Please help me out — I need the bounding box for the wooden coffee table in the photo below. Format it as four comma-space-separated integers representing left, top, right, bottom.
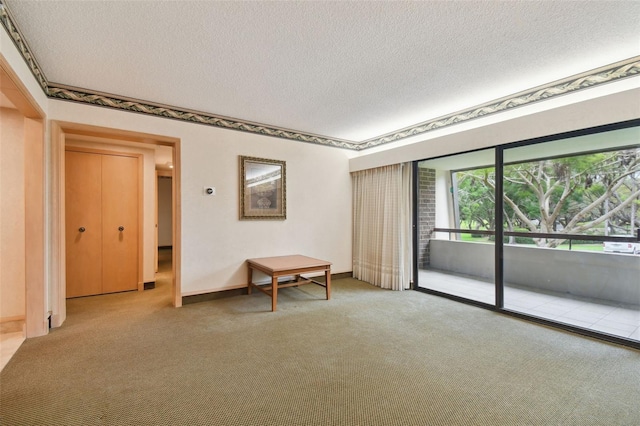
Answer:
247, 255, 332, 311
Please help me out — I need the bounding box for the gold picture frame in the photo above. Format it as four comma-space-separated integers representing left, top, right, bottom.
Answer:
240, 156, 286, 220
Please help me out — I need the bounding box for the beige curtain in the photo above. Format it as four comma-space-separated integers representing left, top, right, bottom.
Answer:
352, 163, 412, 290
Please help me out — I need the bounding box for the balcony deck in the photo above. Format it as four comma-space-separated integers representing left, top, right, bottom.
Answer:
419, 269, 640, 341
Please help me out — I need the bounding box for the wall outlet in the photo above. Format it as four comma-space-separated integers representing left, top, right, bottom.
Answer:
204, 186, 216, 196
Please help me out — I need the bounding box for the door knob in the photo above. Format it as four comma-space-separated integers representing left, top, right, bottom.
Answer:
79, 227, 86, 233
118, 226, 125, 232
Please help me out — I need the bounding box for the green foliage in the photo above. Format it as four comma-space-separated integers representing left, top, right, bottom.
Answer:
455, 147, 640, 247
456, 168, 495, 231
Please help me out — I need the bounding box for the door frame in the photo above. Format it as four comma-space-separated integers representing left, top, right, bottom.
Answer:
155, 169, 173, 273
0, 55, 47, 338
64, 146, 144, 294
51, 121, 182, 328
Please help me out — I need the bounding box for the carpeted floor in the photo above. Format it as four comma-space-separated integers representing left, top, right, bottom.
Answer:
1, 252, 639, 425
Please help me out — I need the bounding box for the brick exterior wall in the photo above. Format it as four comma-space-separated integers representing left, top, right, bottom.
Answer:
417, 167, 436, 269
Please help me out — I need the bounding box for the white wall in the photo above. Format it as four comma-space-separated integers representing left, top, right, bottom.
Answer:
49, 100, 353, 296
434, 169, 452, 234
350, 78, 640, 172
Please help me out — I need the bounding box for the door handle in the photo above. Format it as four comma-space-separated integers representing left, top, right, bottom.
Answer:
79, 227, 86, 233
118, 226, 125, 232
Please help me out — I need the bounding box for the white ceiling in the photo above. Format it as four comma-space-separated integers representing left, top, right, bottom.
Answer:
4, 1, 640, 143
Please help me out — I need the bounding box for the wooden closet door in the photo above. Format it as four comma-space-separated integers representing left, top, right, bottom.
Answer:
65, 151, 103, 297
101, 154, 139, 293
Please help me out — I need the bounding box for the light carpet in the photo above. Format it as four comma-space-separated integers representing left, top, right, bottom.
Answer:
1, 264, 639, 425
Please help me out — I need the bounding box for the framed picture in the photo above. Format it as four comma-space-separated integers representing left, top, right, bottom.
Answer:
240, 156, 286, 220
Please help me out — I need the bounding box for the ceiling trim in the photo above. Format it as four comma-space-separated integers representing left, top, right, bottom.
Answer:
1, 0, 639, 152
46, 83, 361, 150
360, 58, 640, 150
0, 1, 48, 93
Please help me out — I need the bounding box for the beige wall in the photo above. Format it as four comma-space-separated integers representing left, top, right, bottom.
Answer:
0, 107, 26, 321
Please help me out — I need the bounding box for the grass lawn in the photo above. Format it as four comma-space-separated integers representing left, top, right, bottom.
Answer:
457, 234, 604, 252
557, 243, 603, 251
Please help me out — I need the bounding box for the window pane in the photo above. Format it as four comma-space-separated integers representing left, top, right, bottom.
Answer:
502, 127, 640, 343
416, 149, 495, 305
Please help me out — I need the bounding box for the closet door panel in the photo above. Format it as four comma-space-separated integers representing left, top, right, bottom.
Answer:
65, 151, 102, 297
101, 154, 139, 293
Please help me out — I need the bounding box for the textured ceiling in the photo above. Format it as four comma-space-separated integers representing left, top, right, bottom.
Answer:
4, 1, 640, 144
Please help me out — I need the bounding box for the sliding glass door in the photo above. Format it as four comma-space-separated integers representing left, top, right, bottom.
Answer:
414, 122, 640, 346
502, 127, 640, 341
416, 148, 496, 305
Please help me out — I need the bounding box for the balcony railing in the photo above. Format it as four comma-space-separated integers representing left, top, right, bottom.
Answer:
433, 228, 640, 249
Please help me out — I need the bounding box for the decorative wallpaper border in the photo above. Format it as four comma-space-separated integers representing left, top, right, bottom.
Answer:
359, 59, 640, 149
2, 0, 639, 151
0, 1, 48, 93
46, 84, 361, 150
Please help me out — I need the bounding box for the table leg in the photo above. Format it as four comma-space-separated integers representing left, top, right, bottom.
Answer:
325, 268, 331, 300
247, 266, 253, 295
271, 275, 278, 312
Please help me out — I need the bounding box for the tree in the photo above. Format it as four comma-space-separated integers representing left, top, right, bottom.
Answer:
456, 168, 495, 231
455, 148, 640, 247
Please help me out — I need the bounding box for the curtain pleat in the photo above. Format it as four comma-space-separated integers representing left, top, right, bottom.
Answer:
352, 163, 412, 290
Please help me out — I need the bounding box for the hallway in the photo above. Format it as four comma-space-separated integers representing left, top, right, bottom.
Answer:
0, 248, 173, 372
